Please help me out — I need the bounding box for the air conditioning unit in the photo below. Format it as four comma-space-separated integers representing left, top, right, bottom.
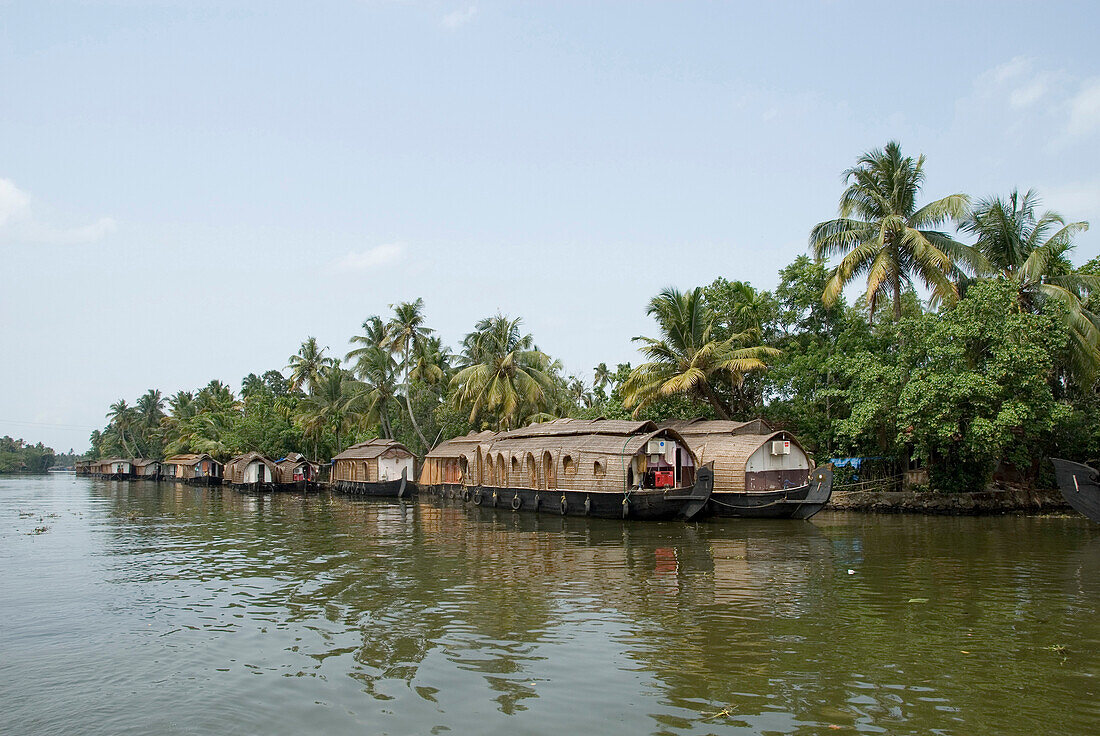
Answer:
646, 439, 667, 455
771, 440, 791, 456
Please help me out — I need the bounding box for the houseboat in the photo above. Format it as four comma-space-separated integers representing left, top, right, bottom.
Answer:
275, 453, 320, 491
224, 452, 278, 492
331, 439, 417, 497
95, 458, 133, 480
75, 460, 94, 476
664, 419, 832, 519
1051, 458, 1100, 523
163, 454, 223, 486
419, 419, 713, 520
132, 458, 161, 481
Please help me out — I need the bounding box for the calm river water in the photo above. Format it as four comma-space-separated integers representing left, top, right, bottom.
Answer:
2, 475, 1099, 735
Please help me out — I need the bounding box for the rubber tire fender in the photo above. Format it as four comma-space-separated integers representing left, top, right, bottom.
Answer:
511, 494, 522, 511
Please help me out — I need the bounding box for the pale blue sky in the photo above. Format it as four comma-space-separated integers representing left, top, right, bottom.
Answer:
2, 1, 1098, 452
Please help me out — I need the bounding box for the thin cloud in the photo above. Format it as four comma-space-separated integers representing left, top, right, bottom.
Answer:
0, 177, 116, 246
337, 242, 406, 270
1067, 79, 1100, 138
958, 58, 1100, 148
0, 178, 31, 227
1041, 181, 1100, 222
441, 5, 477, 29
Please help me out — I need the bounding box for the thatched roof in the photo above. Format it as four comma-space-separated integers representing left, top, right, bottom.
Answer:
332, 439, 415, 461
496, 418, 659, 440
425, 430, 497, 459
165, 453, 217, 466
225, 452, 278, 473
276, 452, 315, 468
488, 425, 690, 460
426, 420, 692, 462
662, 418, 775, 436
132, 458, 160, 468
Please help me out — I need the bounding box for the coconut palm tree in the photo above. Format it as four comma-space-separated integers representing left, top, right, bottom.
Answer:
346, 316, 387, 364
352, 345, 400, 439
810, 141, 979, 320
622, 287, 779, 419
194, 380, 238, 414
287, 337, 334, 394
593, 362, 611, 391
961, 189, 1098, 380
450, 314, 555, 430
384, 299, 433, 448
106, 400, 136, 456
296, 361, 364, 457
409, 335, 450, 387
134, 389, 165, 457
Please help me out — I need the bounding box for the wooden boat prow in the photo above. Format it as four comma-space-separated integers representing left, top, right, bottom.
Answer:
1052, 458, 1100, 523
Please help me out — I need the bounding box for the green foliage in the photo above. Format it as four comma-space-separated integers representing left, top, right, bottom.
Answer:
450, 314, 557, 430
810, 141, 979, 320
0, 436, 56, 473
82, 162, 1097, 496
897, 281, 1067, 491
623, 286, 779, 419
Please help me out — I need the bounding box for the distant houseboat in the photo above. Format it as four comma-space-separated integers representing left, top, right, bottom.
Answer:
95, 458, 133, 480
664, 419, 832, 519
75, 460, 94, 476
132, 458, 162, 481
331, 439, 417, 497
419, 419, 713, 520
224, 452, 278, 492
275, 453, 320, 492
163, 454, 223, 486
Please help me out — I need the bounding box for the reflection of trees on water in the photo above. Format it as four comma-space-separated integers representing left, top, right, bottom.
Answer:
88, 481, 1100, 734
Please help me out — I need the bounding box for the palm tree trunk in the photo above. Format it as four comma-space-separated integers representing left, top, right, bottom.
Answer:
403, 344, 429, 449
699, 382, 732, 420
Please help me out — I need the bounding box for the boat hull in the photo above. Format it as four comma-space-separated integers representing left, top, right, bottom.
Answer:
705, 466, 833, 520
228, 482, 276, 493
332, 477, 415, 498
1052, 458, 1100, 523
273, 480, 320, 493
423, 467, 713, 521
183, 476, 222, 487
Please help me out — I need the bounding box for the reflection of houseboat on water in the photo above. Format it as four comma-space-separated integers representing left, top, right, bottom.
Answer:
418, 419, 713, 520
331, 439, 417, 497
163, 454, 223, 486
664, 420, 832, 520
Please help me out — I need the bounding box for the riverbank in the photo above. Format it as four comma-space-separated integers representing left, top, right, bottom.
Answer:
828, 484, 1070, 515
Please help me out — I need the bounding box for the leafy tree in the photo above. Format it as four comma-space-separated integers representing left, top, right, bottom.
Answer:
287, 337, 334, 394
296, 362, 364, 457
593, 363, 611, 392
897, 280, 1067, 491
622, 287, 778, 419
961, 189, 1097, 383
810, 141, 978, 320
385, 299, 433, 449
450, 314, 555, 430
